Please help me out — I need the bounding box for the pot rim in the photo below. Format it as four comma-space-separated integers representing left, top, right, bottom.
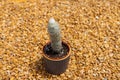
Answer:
42, 41, 70, 61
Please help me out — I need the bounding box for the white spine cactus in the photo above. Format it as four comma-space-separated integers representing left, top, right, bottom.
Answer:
48, 18, 62, 53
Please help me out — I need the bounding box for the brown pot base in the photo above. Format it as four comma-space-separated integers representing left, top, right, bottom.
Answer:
42, 42, 70, 75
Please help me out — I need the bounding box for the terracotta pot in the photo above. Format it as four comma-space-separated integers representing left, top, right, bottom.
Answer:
42, 41, 70, 75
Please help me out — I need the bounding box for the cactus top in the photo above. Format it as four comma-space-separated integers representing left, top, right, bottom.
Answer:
48, 18, 60, 34
49, 18, 55, 24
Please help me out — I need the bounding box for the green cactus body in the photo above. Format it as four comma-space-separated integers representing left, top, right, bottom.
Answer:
47, 18, 62, 53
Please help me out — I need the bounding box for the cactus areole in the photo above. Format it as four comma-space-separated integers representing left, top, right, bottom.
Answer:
42, 18, 70, 75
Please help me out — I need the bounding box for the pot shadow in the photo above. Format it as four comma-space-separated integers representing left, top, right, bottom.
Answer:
29, 57, 56, 78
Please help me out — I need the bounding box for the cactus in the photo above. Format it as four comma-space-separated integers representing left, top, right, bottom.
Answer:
47, 18, 63, 53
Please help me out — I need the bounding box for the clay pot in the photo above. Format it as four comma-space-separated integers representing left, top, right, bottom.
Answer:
42, 41, 70, 75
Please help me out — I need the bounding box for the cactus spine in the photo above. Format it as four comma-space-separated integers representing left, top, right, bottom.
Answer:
47, 18, 62, 53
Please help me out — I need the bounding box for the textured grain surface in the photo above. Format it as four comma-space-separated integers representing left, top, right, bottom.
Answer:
0, 0, 120, 79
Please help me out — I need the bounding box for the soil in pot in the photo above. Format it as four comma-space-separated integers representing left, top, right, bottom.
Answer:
43, 42, 69, 59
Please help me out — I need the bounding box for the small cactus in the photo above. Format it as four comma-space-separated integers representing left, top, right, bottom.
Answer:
47, 18, 63, 53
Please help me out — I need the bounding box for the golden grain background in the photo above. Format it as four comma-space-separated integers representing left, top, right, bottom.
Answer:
0, 0, 120, 79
